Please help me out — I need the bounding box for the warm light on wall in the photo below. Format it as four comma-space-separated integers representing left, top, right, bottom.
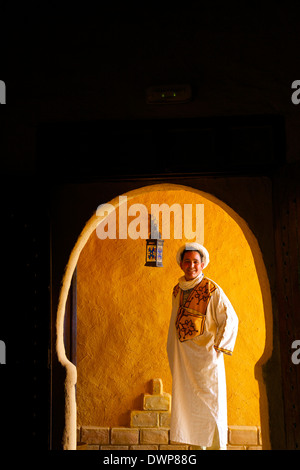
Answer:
76, 185, 271, 447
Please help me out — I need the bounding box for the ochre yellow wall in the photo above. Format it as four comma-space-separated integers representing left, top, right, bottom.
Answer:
76, 186, 271, 445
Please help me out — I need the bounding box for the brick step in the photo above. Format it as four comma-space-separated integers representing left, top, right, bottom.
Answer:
78, 425, 262, 450
77, 378, 262, 450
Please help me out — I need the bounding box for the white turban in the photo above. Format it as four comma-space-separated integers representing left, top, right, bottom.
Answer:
176, 243, 210, 269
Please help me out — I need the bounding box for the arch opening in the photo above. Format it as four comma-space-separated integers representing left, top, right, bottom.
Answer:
56, 183, 272, 449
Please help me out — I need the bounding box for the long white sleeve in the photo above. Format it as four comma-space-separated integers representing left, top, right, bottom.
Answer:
211, 287, 239, 355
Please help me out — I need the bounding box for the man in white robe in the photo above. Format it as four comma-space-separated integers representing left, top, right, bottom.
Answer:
167, 243, 238, 450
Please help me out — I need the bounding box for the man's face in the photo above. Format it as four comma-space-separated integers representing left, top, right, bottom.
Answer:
180, 250, 204, 281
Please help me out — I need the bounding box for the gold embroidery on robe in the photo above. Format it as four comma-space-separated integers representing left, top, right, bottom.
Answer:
174, 278, 217, 342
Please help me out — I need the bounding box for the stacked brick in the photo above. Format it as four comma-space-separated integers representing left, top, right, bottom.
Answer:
77, 378, 262, 450
227, 425, 262, 450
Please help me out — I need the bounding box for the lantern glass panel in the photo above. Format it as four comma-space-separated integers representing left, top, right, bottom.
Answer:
146, 241, 157, 263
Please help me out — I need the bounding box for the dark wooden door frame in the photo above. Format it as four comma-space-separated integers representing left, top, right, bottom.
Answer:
273, 163, 300, 449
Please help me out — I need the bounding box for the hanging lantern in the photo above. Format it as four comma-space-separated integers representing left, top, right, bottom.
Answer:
145, 215, 164, 267
145, 238, 164, 267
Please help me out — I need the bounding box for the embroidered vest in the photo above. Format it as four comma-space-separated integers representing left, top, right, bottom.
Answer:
173, 277, 217, 342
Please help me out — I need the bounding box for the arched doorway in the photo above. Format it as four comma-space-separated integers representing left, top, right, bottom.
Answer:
55, 183, 272, 449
